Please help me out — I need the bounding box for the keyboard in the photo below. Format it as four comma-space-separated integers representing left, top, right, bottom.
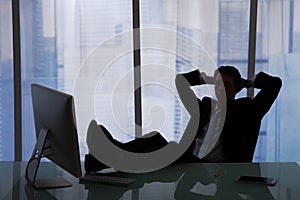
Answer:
79, 174, 135, 186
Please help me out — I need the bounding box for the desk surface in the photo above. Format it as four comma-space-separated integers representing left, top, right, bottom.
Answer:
1, 161, 300, 199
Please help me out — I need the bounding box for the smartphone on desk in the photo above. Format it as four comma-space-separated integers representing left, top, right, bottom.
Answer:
236, 175, 277, 186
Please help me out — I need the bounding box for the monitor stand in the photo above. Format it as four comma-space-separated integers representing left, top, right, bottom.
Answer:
25, 183, 57, 200
25, 127, 72, 190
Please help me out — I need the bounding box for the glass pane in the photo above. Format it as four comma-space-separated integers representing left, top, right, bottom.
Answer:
140, 0, 184, 142
20, 0, 133, 161
255, 0, 300, 163
0, 0, 14, 161
140, 0, 250, 143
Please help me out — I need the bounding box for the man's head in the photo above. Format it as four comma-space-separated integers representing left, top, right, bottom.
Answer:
214, 66, 242, 104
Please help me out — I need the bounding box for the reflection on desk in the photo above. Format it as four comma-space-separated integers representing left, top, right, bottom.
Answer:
1, 161, 300, 199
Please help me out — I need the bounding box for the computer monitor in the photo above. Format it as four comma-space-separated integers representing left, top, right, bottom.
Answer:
25, 84, 82, 189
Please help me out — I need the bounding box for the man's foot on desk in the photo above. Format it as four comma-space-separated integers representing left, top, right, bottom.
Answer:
84, 154, 109, 173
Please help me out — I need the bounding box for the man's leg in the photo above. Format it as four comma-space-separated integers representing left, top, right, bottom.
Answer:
122, 131, 168, 153
84, 124, 120, 173
85, 125, 168, 173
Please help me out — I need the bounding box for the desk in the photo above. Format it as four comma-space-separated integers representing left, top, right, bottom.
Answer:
1, 161, 300, 199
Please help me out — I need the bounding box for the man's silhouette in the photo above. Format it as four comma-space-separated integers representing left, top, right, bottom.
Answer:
176, 66, 282, 162
85, 66, 282, 172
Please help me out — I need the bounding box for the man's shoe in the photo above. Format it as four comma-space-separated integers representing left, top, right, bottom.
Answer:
84, 154, 109, 173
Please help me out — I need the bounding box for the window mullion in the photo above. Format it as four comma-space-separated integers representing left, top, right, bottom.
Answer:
247, 0, 258, 98
12, 0, 22, 161
132, 0, 142, 138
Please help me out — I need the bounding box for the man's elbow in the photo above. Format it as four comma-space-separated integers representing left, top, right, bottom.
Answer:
274, 77, 282, 90
175, 74, 186, 88
175, 74, 180, 83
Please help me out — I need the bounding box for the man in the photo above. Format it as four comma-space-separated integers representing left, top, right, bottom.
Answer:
85, 66, 282, 172
176, 66, 282, 162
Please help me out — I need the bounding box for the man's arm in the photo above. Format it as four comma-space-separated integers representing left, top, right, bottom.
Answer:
251, 72, 282, 117
175, 70, 212, 116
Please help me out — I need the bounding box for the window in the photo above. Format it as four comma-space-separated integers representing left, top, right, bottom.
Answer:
254, 0, 300, 162
3, 0, 300, 164
20, 0, 133, 160
139, 0, 250, 142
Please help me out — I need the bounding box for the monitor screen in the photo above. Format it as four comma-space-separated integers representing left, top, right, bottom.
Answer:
26, 84, 82, 189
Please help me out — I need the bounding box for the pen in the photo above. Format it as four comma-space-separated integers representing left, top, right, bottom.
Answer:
214, 170, 225, 177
